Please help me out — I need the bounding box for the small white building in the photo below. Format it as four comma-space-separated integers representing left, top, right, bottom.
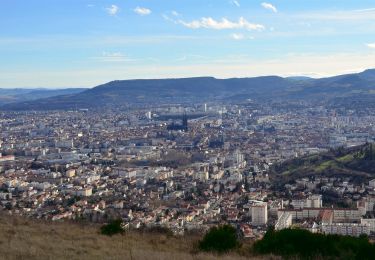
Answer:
361, 218, 375, 233
76, 187, 92, 197
65, 169, 76, 178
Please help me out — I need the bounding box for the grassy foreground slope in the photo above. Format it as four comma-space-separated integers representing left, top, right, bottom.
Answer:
0, 214, 267, 260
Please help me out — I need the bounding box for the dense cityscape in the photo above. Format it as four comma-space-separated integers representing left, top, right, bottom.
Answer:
1, 99, 374, 240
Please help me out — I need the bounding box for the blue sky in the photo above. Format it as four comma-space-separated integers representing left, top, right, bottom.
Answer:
1, 0, 375, 88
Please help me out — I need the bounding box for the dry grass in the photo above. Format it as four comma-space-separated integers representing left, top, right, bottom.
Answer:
0, 214, 275, 260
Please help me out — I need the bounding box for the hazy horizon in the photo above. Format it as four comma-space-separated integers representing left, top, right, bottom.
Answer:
2, 67, 375, 89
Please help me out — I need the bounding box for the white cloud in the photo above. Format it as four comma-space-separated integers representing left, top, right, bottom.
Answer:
163, 11, 180, 23
230, 0, 240, 7
178, 17, 265, 31
106, 5, 119, 16
171, 10, 180, 17
231, 33, 244, 40
354, 8, 375, 13
367, 43, 375, 49
231, 33, 255, 40
162, 14, 178, 24
134, 7, 151, 16
261, 2, 277, 13
92, 52, 133, 62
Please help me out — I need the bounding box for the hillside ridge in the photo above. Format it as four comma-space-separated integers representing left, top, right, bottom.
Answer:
2, 69, 375, 110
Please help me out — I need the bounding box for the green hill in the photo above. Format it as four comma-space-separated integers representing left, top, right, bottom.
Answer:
271, 143, 375, 185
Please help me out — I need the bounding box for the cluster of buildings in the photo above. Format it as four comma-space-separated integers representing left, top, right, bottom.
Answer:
274, 193, 375, 237
0, 100, 374, 238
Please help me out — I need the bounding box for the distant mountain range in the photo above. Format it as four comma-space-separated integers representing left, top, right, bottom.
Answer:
0, 88, 86, 107
1, 69, 375, 110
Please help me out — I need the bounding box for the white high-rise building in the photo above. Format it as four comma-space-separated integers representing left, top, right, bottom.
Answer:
146, 111, 152, 119
251, 203, 268, 226
234, 149, 244, 164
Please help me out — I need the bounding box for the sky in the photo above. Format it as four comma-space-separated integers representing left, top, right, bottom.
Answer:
1, 0, 375, 88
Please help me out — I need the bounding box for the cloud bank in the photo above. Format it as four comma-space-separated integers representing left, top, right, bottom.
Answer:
178, 17, 265, 31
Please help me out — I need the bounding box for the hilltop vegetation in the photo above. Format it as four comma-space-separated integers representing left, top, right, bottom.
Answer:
253, 228, 375, 259
271, 143, 375, 185
199, 225, 239, 253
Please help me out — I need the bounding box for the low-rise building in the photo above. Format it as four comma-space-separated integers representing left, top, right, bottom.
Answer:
321, 223, 370, 237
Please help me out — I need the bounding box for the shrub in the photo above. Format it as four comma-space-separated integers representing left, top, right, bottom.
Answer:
199, 225, 239, 253
253, 228, 375, 259
100, 219, 124, 236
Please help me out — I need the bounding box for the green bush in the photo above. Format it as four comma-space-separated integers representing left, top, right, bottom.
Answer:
199, 225, 239, 253
100, 219, 124, 236
253, 228, 375, 259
